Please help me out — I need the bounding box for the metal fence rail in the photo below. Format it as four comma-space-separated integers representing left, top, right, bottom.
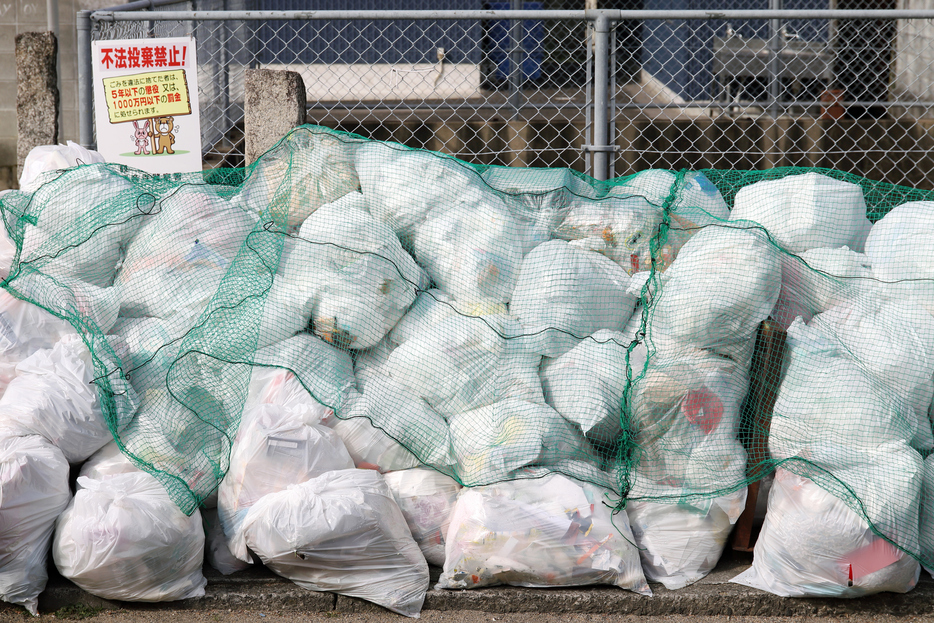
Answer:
79, 8, 934, 187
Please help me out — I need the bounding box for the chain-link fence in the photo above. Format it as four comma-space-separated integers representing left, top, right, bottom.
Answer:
79, 6, 934, 187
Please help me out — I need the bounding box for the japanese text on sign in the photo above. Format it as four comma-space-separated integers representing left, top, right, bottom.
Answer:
98, 43, 187, 70
101, 70, 192, 123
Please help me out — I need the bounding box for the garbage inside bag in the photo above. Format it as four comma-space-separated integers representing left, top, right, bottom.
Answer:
732, 467, 920, 597
730, 172, 871, 254
437, 473, 650, 594
540, 329, 631, 445
203, 507, 251, 576
411, 198, 522, 308
0, 290, 75, 397
648, 225, 781, 366
627, 488, 746, 589
0, 334, 139, 463
448, 398, 597, 485
510, 240, 636, 359
53, 473, 207, 602
387, 289, 459, 348
115, 184, 257, 321
384, 468, 462, 567
864, 201, 934, 314
18, 165, 144, 288
235, 128, 360, 228
772, 246, 873, 329
0, 435, 70, 616
383, 312, 543, 418
218, 403, 354, 563
18, 141, 105, 194
244, 366, 336, 425
267, 192, 427, 350
335, 374, 455, 472
78, 440, 141, 481
242, 468, 430, 617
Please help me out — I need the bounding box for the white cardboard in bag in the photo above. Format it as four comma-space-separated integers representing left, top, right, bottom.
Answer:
730, 172, 871, 254
53, 473, 207, 602
0, 435, 70, 615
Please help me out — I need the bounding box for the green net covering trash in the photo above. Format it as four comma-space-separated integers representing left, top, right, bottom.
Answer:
4, 124, 934, 594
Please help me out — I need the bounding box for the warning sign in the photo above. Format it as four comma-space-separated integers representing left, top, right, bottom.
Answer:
92, 36, 202, 174
101, 70, 192, 123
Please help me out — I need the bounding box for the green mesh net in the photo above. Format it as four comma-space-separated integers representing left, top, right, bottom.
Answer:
3, 124, 934, 593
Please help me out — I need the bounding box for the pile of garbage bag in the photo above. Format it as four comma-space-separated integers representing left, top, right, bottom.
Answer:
0, 128, 933, 615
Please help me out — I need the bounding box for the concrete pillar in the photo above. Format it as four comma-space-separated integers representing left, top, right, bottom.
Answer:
506, 121, 531, 167
244, 68, 306, 166
16, 32, 59, 182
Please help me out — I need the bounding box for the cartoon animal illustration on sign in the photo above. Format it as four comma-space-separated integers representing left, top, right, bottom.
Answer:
131, 120, 151, 155
149, 116, 177, 155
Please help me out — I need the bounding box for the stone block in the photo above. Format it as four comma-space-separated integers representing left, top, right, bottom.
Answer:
16, 31, 58, 180
244, 68, 306, 165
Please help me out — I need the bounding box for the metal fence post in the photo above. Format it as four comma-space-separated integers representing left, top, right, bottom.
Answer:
77, 10, 95, 150
590, 10, 611, 182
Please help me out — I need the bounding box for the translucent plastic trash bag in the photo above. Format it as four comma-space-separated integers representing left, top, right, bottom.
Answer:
203, 507, 250, 576
732, 468, 920, 598
627, 488, 746, 589
242, 469, 430, 617
0, 334, 138, 463
115, 184, 257, 321
448, 398, 597, 486
729, 172, 871, 254
218, 403, 354, 563
384, 468, 462, 567
18, 141, 105, 193
510, 240, 636, 359
53, 473, 207, 602
0, 290, 75, 397
235, 128, 360, 228
438, 473, 650, 594
864, 201, 934, 315
0, 435, 70, 616
78, 440, 141, 481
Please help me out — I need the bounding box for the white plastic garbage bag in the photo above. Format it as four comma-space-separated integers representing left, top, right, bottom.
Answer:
437, 473, 650, 594
78, 440, 141, 481
627, 488, 746, 589
448, 398, 596, 485
864, 201, 934, 314
510, 240, 636, 359
649, 225, 781, 365
732, 468, 920, 597
384, 468, 462, 567
772, 246, 873, 329
203, 507, 250, 576
235, 129, 360, 228
335, 374, 455, 471
0, 334, 138, 463
20, 165, 144, 288
355, 140, 486, 239
383, 312, 543, 417
730, 172, 871, 254
540, 329, 631, 443
387, 289, 459, 348
626, 346, 751, 498
266, 192, 428, 350
412, 199, 522, 309
115, 184, 257, 321
218, 403, 354, 563
0, 290, 75, 396
244, 366, 335, 426
0, 435, 70, 616
53, 473, 207, 602
18, 141, 105, 193
242, 468, 430, 617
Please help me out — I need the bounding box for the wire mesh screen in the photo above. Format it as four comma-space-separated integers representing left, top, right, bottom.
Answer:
90, 9, 934, 188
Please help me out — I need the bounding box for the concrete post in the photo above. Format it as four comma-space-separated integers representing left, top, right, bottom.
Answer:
244, 68, 306, 166
16, 32, 59, 182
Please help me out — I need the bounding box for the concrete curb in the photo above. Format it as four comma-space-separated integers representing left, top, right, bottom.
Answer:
16, 551, 934, 617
